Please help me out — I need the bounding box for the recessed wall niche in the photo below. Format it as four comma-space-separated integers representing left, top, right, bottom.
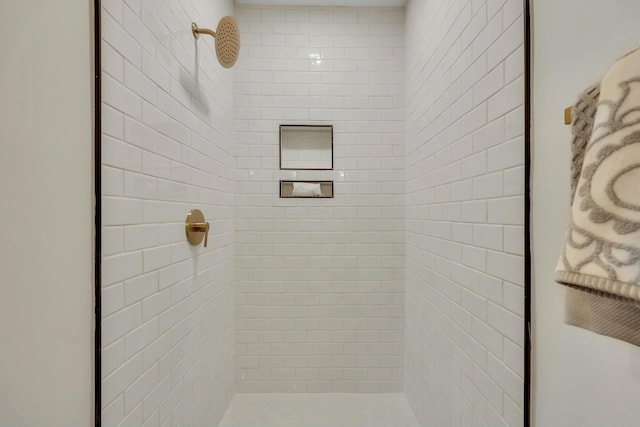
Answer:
279, 125, 333, 170
279, 180, 334, 198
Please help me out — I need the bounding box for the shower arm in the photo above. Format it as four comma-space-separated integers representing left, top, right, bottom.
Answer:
191, 17, 239, 68
191, 23, 216, 40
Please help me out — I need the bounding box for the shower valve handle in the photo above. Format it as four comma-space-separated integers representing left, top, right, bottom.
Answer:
187, 223, 210, 247
185, 209, 210, 248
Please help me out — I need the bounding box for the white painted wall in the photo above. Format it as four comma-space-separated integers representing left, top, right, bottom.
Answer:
234, 5, 405, 393
0, 1, 94, 426
405, 0, 525, 425
532, 1, 640, 426
100, 0, 236, 425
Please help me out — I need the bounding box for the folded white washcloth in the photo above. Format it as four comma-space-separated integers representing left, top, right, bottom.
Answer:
292, 182, 322, 197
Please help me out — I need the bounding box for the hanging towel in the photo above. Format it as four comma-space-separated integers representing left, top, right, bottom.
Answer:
569, 84, 600, 200
292, 182, 322, 197
556, 47, 640, 345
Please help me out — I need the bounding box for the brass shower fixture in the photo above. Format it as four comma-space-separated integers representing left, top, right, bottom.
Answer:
191, 16, 240, 69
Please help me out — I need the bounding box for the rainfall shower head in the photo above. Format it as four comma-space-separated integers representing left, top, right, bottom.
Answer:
191, 16, 240, 69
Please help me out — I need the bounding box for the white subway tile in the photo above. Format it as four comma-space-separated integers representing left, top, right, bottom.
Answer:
460, 152, 488, 179
488, 353, 524, 406
461, 5, 487, 49
122, 5, 155, 56
504, 46, 524, 84
103, 251, 143, 286
485, 403, 510, 427
488, 196, 523, 225
487, 250, 523, 285
487, 302, 523, 345
462, 245, 487, 271
488, 77, 523, 121
472, 13, 502, 59
103, 74, 142, 120
473, 64, 504, 106
459, 200, 487, 223
142, 245, 173, 272
142, 288, 171, 322
459, 329, 488, 370
124, 61, 157, 105
487, 0, 508, 19
102, 40, 124, 82
103, 197, 143, 226
103, 303, 142, 347
102, 12, 142, 68
503, 335, 524, 378
102, 353, 142, 405
103, 339, 125, 379
103, 226, 124, 256
141, 373, 171, 420
460, 287, 487, 320
124, 224, 158, 251
103, 104, 125, 140
487, 17, 523, 70
503, 166, 523, 196
103, 137, 142, 172
472, 316, 503, 358
473, 172, 504, 199
488, 137, 524, 172
101, 394, 124, 427
123, 120, 154, 154
504, 106, 524, 140
123, 364, 157, 414
473, 224, 503, 251
472, 363, 504, 414
503, 225, 524, 255
124, 271, 158, 305
504, 394, 524, 427
103, 166, 124, 196
124, 318, 158, 359
103, 284, 124, 317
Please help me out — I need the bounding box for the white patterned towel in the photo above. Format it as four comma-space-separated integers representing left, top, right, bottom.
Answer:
556, 47, 640, 344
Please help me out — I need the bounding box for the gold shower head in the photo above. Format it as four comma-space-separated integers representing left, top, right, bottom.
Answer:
191, 16, 240, 69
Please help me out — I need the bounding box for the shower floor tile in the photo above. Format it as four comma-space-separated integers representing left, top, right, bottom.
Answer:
218, 393, 420, 427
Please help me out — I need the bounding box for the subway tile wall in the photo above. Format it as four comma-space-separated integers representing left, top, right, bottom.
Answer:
234, 6, 405, 393
100, 0, 235, 425
404, 0, 525, 426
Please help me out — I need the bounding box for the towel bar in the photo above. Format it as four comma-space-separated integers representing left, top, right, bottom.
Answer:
564, 106, 572, 125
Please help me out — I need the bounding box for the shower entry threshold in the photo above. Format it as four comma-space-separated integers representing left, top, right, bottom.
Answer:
218, 393, 419, 427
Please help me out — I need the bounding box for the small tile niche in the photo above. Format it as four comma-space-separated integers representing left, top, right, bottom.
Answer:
279, 125, 333, 170
280, 181, 334, 198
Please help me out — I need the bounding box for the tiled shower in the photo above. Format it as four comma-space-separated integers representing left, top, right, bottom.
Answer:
234, 6, 405, 394
101, 0, 524, 425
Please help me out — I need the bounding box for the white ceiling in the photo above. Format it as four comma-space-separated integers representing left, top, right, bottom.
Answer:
235, 0, 406, 7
